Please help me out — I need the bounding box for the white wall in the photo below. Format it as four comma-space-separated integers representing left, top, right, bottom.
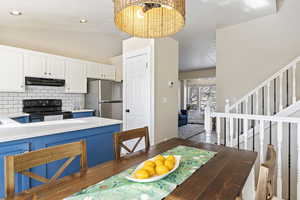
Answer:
216, 0, 300, 111
154, 38, 179, 143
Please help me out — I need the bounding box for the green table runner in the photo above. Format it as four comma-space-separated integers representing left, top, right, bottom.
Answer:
65, 145, 217, 200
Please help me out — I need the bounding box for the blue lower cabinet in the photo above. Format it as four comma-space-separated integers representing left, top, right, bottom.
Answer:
72, 111, 94, 118
0, 143, 30, 198
0, 124, 120, 198
11, 116, 30, 124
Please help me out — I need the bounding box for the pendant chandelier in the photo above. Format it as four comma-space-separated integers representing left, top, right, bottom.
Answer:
114, 0, 185, 38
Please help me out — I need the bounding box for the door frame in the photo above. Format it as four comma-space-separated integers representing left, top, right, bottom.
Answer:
123, 47, 154, 145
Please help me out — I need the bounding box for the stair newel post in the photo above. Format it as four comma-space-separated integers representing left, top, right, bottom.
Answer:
277, 121, 283, 199
259, 120, 264, 163
267, 82, 271, 116
216, 117, 221, 145
279, 73, 283, 111
256, 90, 259, 115
204, 104, 212, 143
225, 99, 230, 113
293, 64, 297, 104
297, 123, 300, 200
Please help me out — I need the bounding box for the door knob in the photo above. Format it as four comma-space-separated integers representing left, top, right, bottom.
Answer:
125, 109, 130, 113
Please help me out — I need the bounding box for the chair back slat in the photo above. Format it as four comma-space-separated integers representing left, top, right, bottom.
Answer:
255, 145, 277, 200
13, 142, 84, 172
114, 127, 150, 160
5, 140, 87, 198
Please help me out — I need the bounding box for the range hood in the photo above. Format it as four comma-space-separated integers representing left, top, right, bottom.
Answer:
25, 77, 65, 87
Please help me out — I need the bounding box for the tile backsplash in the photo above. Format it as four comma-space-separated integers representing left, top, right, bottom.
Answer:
0, 86, 84, 114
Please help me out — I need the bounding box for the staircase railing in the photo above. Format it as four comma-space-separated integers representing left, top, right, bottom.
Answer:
225, 56, 300, 115
205, 109, 300, 200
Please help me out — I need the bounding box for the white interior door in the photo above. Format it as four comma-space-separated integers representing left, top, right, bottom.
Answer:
124, 51, 150, 152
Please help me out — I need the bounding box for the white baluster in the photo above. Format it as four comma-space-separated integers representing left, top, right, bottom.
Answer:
244, 118, 248, 150
245, 98, 248, 114
229, 117, 234, 147
293, 64, 297, 104
259, 120, 264, 163
204, 105, 212, 143
279, 73, 283, 111
277, 121, 283, 199
216, 117, 221, 145
297, 123, 300, 200
256, 90, 259, 115
267, 82, 271, 115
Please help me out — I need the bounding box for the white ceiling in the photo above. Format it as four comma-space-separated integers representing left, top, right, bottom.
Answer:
0, 0, 277, 71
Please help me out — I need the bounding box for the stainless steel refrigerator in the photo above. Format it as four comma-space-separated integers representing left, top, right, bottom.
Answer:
85, 79, 122, 120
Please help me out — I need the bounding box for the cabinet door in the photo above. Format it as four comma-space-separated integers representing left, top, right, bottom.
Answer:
65, 60, 87, 93
0, 48, 25, 92
24, 54, 47, 78
47, 57, 65, 79
101, 64, 116, 80
86, 62, 101, 79
0, 143, 30, 198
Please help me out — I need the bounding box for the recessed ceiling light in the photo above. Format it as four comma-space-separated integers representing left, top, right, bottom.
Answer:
244, 0, 270, 9
9, 10, 22, 16
80, 19, 88, 23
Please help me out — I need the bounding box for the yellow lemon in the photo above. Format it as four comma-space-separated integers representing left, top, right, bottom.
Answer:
144, 160, 156, 168
164, 159, 175, 170
155, 155, 165, 162
143, 166, 155, 176
134, 169, 150, 179
155, 165, 169, 175
155, 159, 164, 166
166, 155, 176, 162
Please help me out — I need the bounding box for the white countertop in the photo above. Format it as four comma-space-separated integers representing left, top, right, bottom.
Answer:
0, 112, 30, 118
0, 117, 122, 143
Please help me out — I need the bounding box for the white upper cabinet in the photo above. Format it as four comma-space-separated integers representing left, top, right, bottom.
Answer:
46, 57, 65, 79
24, 53, 65, 79
101, 64, 116, 80
0, 47, 25, 92
86, 62, 101, 79
65, 60, 87, 93
24, 53, 47, 78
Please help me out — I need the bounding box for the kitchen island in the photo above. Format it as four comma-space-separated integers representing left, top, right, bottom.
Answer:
0, 116, 122, 198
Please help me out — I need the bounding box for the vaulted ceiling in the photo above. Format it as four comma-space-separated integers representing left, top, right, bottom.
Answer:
0, 0, 277, 71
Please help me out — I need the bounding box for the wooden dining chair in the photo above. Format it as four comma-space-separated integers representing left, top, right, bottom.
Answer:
256, 145, 277, 200
5, 140, 87, 198
236, 145, 277, 200
114, 127, 150, 160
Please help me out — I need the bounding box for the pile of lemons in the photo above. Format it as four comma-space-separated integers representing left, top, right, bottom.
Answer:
134, 155, 176, 179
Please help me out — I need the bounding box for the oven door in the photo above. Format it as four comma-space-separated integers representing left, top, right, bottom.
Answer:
44, 115, 63, 121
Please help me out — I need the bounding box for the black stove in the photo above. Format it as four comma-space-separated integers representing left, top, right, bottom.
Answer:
23, 99, 72, 122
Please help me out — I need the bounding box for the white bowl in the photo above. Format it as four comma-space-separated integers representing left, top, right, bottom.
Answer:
125, 155, 181, 183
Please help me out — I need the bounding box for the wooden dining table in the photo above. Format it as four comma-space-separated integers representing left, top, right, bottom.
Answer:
6, 138, 257, 200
